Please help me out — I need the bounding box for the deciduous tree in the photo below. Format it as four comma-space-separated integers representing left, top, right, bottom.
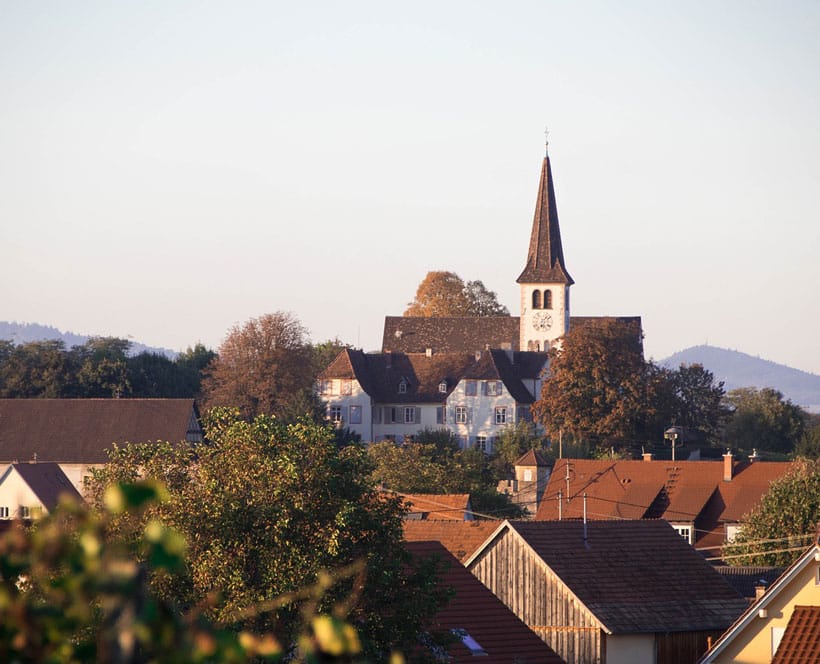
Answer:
86, 410, 447, 658
724, 387, 806, 454
404, 271, 509, 317
201, 312, 316, 420
532, 319, 647, 449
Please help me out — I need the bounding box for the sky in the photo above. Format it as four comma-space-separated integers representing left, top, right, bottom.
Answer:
1, 1, 819, 373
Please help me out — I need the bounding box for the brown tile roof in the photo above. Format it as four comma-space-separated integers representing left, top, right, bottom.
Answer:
406, 540, 565, 663
402, 494, 472, 521
382, 316, 521, 354
2, 462, 83, 509
712, 565, 785, 602
403, 520, 500, 562
516, 156, 573, 285
771, 605, 820, 664
514, 449, 551, 467
497, 520, 747, 634
0, 399, 201, 464
536, 459, 792, 549
319, 349, 544, 405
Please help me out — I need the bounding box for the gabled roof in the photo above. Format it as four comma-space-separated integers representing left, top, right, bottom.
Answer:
713, 565, 785, 602
698, 543, 820, 663
406, 541, 565, 663
0, 399, 201, 464
536, 459, 793, 545
403, 520, 500, 562
319, 349, 545, 405
468, 520, 747, 635
516, 156, 573, 285
402, 493, 473, 521
0, 462, 83, 509
514, 449, 551, 468
771, 605, 820, 664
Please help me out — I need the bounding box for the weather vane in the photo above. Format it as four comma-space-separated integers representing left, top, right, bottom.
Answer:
544, 126, 550, 155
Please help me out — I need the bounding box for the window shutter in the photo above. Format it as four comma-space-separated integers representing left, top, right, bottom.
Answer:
496, 381, 503, 395
467, 408, 473, 424
341, 406, 348, 423
469, 436, 476, 448
436, 407, 443, 424
449, 408, 455, 424
481, 381, 488, 396
415, 407, 421, 423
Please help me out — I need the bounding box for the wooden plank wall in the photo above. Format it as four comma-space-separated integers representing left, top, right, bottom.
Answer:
470, 528, 603, 664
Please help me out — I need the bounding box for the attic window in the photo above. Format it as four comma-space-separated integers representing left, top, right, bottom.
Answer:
398, 380, 408, 394
438, 380, 447, 393
452, 629, 487, 656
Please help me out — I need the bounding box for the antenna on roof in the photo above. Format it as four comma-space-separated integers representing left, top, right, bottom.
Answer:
544, 126, 550, 156
583, 492, 590, 549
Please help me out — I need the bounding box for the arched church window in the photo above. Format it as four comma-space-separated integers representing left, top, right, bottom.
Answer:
532, 290, 542, 309
544, 289, 553, 309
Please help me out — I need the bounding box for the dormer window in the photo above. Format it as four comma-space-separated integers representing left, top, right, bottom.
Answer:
438, 380, 448, 393
398, 379, 408, 394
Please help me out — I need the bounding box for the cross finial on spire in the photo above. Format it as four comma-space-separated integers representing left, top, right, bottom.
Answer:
544, 126, 550, 156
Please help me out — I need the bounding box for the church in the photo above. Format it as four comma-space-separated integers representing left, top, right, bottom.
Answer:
318, 147, 641, 450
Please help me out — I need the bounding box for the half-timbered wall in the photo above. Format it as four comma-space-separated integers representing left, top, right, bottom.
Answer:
469, 528, 603, 664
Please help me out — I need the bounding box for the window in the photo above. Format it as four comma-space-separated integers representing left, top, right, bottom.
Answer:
523, 469, 533, 482
455, 406, 468, 424
0, 507, 8, 519
319, 380, 333, 395
465, 380, 477, 396
398, 380, 407, 394
436, 407, 445, 424
438, 380, 447, 393
341, 379, 352, 395
404, 434, 415, 443
495, 407, 507, 425
544, 289, 553, 309
475, 436, 487, 452
329, 406, 343, 423
726, 524, 742, 543
673, 525, 692, 545
349, 405, 362, 425
532, 290, 541, 309
404, 407, 415, 424
20, 506, 31, 519
485, 381, 502, 396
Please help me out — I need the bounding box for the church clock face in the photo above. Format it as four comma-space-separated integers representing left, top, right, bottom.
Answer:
532, 312, 553, 331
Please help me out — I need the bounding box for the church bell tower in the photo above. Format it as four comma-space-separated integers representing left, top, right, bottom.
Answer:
518, 145, 574, 352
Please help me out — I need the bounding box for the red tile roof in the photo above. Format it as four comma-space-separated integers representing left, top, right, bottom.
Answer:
403, 520, 500, 561
514, 449, 551, 467
479, 520, 747, 634
771, 605, 820, 664
0, 399, 201, 464
406, 540, 565, 663
402, 494, 472, 521
536, 458, 792, 551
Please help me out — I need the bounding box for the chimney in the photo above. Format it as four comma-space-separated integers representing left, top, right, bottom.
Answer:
723, 450, 734, 482
425, 348, 433, 357
754, 581, 768, 601
642, 452, 654, 462
749, 449, 760, 463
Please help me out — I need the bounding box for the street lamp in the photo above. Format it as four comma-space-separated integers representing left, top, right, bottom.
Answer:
664, 426, 684, 462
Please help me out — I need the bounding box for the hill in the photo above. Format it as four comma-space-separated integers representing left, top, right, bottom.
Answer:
660, 345, 820, 413
0, 322, 177, 359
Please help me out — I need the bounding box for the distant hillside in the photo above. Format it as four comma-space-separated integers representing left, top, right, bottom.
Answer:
660, 345, 820, 413
0, 322, 177, 359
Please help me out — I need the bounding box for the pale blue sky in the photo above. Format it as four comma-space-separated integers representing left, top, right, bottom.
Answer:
1, 1, 819, 373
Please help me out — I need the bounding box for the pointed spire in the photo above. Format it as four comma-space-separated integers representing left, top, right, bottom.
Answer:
516, 153, 574, 285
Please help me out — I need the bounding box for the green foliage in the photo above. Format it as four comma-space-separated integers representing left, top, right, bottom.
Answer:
86, 409, 448, 659
0, 340, 75, 397
490, 422, 545, 476
0, 482, 312, 663
795, 416, 820, 459
724, 387, 806, 454
723, 458, 820, 567
367, 431, 525, 519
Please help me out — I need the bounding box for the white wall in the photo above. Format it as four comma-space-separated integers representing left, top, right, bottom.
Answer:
445, 379, 520, 453
0, 469, 47, 519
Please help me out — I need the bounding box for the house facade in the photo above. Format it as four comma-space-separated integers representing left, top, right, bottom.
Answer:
319, 146, 642, 450
0, 462, 83, 520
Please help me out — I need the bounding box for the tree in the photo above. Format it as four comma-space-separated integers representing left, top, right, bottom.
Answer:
201, 313, 317, 420
0, 340, 74, 397
403, 271, 509, 317
86, 409, 448, 658
532, 319, 647, 450
724, 387, 806, 454
72, 337, 132, 397
723, 458, 820, 566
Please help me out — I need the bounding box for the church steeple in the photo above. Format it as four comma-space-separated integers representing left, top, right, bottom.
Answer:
516, 154, 573, 285
518, 149, 573, 352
